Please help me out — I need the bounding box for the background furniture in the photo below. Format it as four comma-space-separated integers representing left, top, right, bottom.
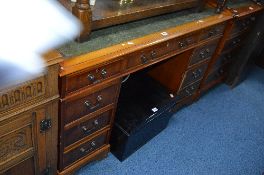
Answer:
0, 51, 62, 175
59, 0, 205, 42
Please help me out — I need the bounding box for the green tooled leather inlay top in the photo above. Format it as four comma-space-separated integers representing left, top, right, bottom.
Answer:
58, 8, 216, 58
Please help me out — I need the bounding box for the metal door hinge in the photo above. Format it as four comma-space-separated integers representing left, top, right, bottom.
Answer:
40, 119, 52, 133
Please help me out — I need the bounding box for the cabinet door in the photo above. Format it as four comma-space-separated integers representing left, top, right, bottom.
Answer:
0, 101, 58, 175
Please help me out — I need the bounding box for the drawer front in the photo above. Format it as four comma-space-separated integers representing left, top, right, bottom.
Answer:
177, 81, 200, 101
126, 41, 172, 69
62, 83, 119, 124
62, 130, 108, 168
189, 40, 218, 66
230, 16, 256, 37
180, 63, 208, 90
0, 114, 34, 172
126, 33, 199, 69
65, 60, 123, 94
64, 109, 112, 148
200, 23, 226, 41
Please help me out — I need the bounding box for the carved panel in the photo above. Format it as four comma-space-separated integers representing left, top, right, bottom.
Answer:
0, 126, 33, 164
0, 76, 45, 111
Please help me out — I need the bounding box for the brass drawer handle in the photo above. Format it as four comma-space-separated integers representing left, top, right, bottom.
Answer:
209, 31, 214, 37
185, 86, 195, 96
178, 41, 185, 48
87, 74, 96, 83
81, 119, 99, 134
192, 69, 203, 79
79, 141, 97, 153
185, 89, 192, 96
208, 28, 220, 37
101, 69, 107, 78
199, 51, 206, 59
84, 95, 102, 110
150, 51, 157, 59
141, 54, 148, 64
192, 72, 199, 79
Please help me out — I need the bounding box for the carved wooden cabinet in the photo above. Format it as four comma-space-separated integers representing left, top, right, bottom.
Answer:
0, 51, 62, 175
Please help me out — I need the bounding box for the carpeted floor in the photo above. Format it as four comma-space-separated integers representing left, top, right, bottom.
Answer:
77, 66, 264, 175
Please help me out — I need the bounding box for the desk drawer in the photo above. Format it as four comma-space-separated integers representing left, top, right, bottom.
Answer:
65, 60, 123, 94
62, 129, 109, 169
180, 63, 208, 90
200, 23, 225, 41
62, 82, 120, 125
126, 33, 199, 70
64, 109, 112, 148
189, 40, 219, 67
126, 41, 172, 69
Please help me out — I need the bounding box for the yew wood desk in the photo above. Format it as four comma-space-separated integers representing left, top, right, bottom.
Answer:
57, 2, 263, 174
